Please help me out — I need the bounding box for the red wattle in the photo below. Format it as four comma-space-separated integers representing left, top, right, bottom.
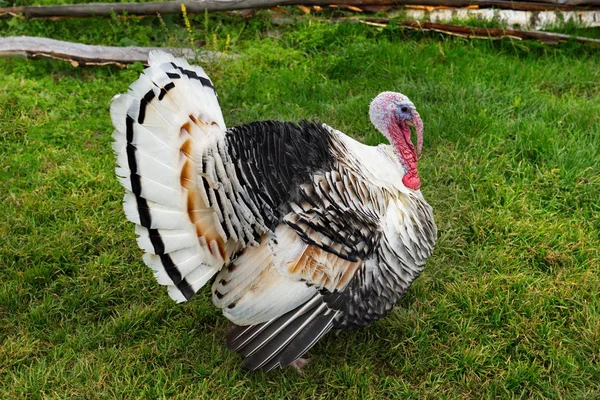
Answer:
403, 174, 421, 191
388, 120, 421, 191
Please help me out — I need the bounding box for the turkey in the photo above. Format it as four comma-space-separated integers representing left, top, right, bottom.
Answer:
111, 51, 437, 372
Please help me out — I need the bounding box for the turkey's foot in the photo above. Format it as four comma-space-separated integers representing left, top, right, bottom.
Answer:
288, 358, 310, 375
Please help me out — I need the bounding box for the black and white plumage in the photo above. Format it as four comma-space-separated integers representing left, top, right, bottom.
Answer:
111, 51, 437, 372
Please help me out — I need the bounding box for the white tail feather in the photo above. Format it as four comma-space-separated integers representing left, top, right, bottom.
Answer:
135, 225, 200, 254
123, 193, 190, 229
112, 50, 228, 302
116, 172, 185, 209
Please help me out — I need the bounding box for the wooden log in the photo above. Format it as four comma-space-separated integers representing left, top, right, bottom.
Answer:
0, 0, 597, 19
0, 36, 229, 66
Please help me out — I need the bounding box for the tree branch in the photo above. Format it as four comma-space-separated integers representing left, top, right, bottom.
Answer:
0, 36, 229, 66
402, 20, 600, 43
355, 19, 600, 43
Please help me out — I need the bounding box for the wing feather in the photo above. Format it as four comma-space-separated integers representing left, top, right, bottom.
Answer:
226, 295, 341, 371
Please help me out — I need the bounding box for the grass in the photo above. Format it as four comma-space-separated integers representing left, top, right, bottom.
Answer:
1, 6, 599, 399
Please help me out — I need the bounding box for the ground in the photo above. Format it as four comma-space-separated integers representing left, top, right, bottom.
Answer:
1, 3, 599, 398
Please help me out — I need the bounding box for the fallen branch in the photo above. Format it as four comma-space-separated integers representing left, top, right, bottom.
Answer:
269, 15, 600, 44
361, 18, 600, 43
0, 36, 229, 66
401, 20, 600, 43
0, 0, 597, 19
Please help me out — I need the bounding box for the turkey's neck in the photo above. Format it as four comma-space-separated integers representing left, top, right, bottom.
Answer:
387, 121, 421, 191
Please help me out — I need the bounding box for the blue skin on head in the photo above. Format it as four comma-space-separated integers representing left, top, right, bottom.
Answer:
395, 103, 414, 121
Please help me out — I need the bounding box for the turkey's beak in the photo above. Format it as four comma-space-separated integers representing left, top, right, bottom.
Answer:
407, 111, 423, 158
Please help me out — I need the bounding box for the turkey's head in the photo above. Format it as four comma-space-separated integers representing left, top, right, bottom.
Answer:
369, 92, 423, 191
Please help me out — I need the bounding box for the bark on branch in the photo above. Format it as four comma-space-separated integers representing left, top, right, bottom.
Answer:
0, 36, 229, 66
267, 15, 600, 43
402, 21, 600, 43
0, 0, 597, 18
380, 19, 600, 43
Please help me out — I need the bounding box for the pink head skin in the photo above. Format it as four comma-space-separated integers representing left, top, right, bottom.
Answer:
369, 92, 424, 190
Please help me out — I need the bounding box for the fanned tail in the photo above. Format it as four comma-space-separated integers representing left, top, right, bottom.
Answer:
111, 50, 228, 302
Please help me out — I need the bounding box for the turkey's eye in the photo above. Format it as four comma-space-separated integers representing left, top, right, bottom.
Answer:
400, 106, 409, 113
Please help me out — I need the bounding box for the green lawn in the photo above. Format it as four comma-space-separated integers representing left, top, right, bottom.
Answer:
1, 7, 599, 399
